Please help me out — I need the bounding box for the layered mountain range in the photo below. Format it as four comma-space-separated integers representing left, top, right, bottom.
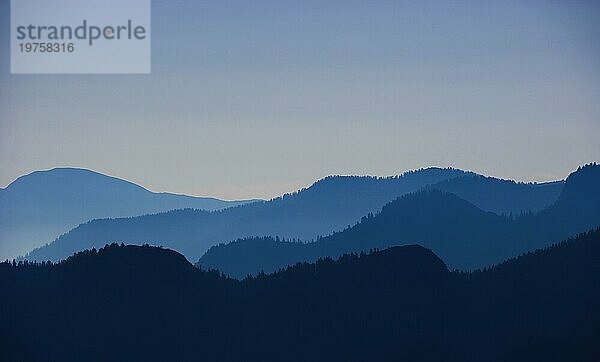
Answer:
0, 168, 256, 260
21, 166, 571, 265
199, 164, 600, 276
3, 163, 599, 361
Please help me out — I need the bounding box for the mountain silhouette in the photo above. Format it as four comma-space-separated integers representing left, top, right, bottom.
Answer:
426, 174, 563, 215
2, 229, 599, 361
0, 168, 256, 260
199, 164, 600, 277
23, 167, 570, 263
23, 167, 472, 262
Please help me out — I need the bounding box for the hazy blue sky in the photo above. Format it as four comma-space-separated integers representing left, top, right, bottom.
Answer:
1, 0, 599, 199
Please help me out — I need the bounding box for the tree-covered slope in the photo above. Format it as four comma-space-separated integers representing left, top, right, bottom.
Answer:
427, 175, 563, 215
199, 164, 599, 277
2, 229, 599, 361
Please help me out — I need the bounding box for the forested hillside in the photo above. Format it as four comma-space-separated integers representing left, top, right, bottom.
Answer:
2, 229, 599, 361
199, 164, 600, 277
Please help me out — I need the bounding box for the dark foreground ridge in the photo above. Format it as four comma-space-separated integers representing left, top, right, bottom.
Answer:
2, 229, 600, 361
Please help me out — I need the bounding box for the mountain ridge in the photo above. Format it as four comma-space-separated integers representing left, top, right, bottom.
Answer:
3, 229, 599, 361
198, 164, 600, 277
23, 166, 576, 263
0, 167, 257, 260
22, 167, 473, 262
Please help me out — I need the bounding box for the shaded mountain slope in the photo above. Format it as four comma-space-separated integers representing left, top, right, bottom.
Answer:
199, 164, 600, 277
427, 175, 563, 215
2, 229, 600, 361
0, 168, 255, 260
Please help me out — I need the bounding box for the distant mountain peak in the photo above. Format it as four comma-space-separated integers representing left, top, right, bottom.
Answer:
565, 163, 600, 188
295, 167, 472, 196
556, 163, 600, 206
0, 168, 257, 260
311, 167, 471, 184
5, 167, 146, 192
